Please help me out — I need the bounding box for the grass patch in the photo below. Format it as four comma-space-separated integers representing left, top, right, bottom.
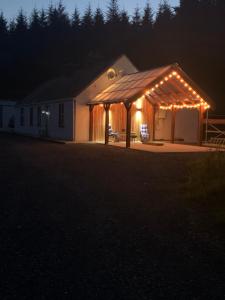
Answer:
186, 152, 225, 225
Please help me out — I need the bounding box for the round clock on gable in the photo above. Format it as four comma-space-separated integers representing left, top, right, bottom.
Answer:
107, 68, 117, 80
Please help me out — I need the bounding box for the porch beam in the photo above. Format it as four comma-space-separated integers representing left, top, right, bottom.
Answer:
89, 104, 94, 142
198, 105, 204, 146
104, 103, 111, 145
124, 102, 132, 148
152, 105, 157, 141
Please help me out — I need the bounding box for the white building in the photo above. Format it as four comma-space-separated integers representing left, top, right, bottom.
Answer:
3, 55, 212, 147
0, 100, 16, 132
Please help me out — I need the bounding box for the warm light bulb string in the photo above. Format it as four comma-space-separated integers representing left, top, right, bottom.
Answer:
143, 71, 210, 111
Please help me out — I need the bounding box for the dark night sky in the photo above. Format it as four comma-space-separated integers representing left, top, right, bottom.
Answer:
0, 0, 179, 20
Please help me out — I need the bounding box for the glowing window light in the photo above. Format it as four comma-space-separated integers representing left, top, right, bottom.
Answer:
136, 97, 143, 109
136, 110, 142, 121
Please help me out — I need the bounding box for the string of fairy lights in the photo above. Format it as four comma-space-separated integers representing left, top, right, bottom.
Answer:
143, 70, 210, 111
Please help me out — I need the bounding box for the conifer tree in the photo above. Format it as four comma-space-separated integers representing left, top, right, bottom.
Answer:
30, 8, 41, 32
132, 6, 142, 29
15, 9, 28, 33
142, 1, 153, 29
94, 7, 105, 29
9, 20, 16, 34
81, 4, 93, 31
39, 9, 47, 29
0, 12, 7, 35
120, 9, 129, 26
106, 0, 120, 24
155, 0, 173, 31
72, 7, 81, 30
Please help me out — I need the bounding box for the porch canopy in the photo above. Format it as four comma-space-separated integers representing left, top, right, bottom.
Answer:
88, 63, 213, 148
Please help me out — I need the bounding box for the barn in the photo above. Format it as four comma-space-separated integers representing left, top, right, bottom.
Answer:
11, 55, 212, 147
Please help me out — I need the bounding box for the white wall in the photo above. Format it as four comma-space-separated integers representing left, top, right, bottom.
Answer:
155, 108, 199, 144
75, 55, 138, 142
175, 109, 199, 143
15, 100, 74, 141
155, 109, 172, 140
12, 55, 138, 142
47, 101, 74, 140
0, 101, 16, 132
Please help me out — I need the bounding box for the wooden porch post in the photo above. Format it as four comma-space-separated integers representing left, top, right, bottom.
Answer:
152, 105, 157, 141
104, 103, 111, 145
124, 102, 132, 148
198, 105, 204, 146
89, 105, 94, 142
171, 106, 176, 143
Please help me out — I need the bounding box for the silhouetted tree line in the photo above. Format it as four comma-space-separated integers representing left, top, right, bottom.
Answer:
0, 0, 225, 112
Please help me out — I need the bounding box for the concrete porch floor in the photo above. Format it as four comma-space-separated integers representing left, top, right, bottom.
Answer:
108, 141, 215, 153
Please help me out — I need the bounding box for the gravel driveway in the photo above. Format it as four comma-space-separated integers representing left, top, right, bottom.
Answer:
0, 134, 225, 299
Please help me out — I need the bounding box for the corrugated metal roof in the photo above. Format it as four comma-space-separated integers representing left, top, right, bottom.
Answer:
92, 65, 173, 103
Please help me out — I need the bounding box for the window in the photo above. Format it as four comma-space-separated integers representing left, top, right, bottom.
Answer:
58, 103, 64, 128
0, 106, 3, 128
29, 107, 33, 127
37, 106, 41, 127
20, 108, 24, 126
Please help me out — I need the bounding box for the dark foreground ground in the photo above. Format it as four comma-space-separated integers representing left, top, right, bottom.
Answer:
0, 134, 225, 299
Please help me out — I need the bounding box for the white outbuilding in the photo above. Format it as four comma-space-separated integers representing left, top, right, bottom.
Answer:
7, 55, 212, 147
0, 100, 16, 132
